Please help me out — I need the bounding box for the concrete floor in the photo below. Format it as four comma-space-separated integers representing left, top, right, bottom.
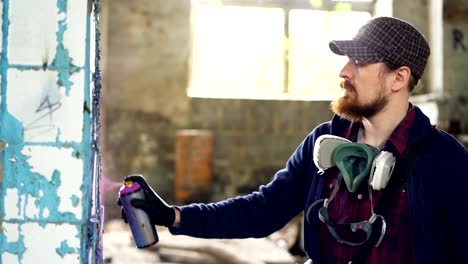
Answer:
103, 220, 307, 264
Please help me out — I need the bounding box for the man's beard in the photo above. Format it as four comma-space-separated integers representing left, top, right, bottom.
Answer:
331, 80, 388, 122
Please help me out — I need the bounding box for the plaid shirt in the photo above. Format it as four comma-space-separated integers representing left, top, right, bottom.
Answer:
319, 105, 416, 264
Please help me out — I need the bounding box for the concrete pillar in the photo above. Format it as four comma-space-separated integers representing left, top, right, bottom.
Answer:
428, 0, 444, 94
0, 1, 99, 263
374, 0, 393, 17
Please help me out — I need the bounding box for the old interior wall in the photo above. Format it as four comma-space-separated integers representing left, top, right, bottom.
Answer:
189, 99, 332, 200
0, 1, 97, 264
441, 0, 468, 132
103, 0, 468, 221
103, 0, 334, 219
103, 0, 192, 214
391, 0, 432, 92
392, 0, 468, 132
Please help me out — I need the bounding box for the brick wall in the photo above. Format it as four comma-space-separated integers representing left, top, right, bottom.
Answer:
189, 98, 333, 200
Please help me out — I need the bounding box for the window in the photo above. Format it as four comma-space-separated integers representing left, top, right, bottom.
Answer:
288, 10, 371, 98
190, 5, 285, 97
189, 0, 373, 100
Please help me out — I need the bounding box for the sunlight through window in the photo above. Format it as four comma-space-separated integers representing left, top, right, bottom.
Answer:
190, 5, 285, 98
289, 10, 371, 98
189, 2, 372, 100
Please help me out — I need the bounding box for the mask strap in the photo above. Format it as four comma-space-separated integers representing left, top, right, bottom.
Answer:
367, 184, 387, 247
306, 174, 343, 223
325, 173, 343, 207
318, 206, 373, 247
368, 184, 375, 215
308, 178, 387, 247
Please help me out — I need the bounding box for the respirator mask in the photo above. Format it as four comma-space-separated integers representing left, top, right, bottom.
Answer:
308, 134, 396, 247
313, 134, 396, 192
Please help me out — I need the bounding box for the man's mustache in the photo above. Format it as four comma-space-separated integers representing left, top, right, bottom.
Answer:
340, 80, 355, 91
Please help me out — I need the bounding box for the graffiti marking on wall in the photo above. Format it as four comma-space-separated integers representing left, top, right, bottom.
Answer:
453, 28, 467, 52
24, 95, 62, 140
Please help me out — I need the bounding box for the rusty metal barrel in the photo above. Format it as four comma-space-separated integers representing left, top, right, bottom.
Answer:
175, 129, 213, 204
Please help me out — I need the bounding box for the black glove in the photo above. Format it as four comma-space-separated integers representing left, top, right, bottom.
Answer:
118, 174, 175, 227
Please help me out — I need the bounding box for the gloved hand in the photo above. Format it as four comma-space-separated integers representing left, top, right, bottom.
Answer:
118, 174, 176, 227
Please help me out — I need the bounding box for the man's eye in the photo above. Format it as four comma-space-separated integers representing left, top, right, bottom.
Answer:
354, 60, 364, 65
354, 60, 367, 66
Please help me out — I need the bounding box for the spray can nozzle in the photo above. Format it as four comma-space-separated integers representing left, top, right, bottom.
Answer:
124, 180, 134, 187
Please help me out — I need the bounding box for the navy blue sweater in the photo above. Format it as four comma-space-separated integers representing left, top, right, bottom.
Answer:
171, 106, 468, 264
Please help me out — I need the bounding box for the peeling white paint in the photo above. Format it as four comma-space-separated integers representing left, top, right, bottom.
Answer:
8, 0, 59, 65
3, 222, 19, 241
1, 252, 19, 264
4, 189, 21, 220
7, 69, 84, 142
22, 146, 83, 219
25, 195, 40, 219
24, 195, 52, 219
43, 207, 50, 218
64, 0, 88, 67
21, 223, 81, 264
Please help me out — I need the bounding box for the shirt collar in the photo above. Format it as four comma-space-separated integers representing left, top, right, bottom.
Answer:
387, 103, 415, 155
342, 103, 416, 156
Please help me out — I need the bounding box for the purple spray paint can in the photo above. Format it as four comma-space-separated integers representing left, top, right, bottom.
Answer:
119, 181, 158, 248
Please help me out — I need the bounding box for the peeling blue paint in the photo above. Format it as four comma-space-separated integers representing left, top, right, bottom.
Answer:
1, 0, 97, 262
3, 145, 79, 223
26, 141, 85, 152
56, 0, 67, 11
0, 113, 23, 225
50, 0, 80, 96
7, 65, 46, 71
71, 195, 79, 207
0, 225, 26, 261
1, 0, 10, 114
0, 112, 23, 144
17, 227, 26, 261
56, 240, 78, 257
0, 114, 81, 224
7, 64, 84, 72
2, 234, 25, 256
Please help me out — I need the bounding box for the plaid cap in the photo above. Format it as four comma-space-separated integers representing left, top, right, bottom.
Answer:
329, 16, 431, 81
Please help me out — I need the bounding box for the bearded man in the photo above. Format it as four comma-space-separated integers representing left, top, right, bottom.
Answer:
119, 17, 468, 264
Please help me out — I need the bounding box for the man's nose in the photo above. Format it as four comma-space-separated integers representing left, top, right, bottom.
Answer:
339, 59, 353, 80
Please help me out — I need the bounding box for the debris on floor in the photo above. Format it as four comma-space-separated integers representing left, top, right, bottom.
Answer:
103, 219, 305, 264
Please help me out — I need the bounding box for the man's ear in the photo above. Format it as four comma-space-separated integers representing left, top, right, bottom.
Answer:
392, 66, 411, 92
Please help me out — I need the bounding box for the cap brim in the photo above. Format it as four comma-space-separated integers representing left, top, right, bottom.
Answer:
313, 135, 351, 171
329, 40, 383, 62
